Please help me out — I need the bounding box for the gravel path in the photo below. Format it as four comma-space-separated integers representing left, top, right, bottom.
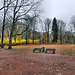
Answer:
0, 48, 75, 75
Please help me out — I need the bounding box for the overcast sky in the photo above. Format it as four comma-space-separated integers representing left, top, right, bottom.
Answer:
0, 0, 75, 24
42, 0, 75, 23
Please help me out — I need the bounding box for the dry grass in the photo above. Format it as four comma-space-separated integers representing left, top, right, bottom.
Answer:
61, 49, 75, 56
4, 44, 75, 56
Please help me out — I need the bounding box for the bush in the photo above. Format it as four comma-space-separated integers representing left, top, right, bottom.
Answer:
3, 38, 9, 45
29, 39, 33, 44
0, 39, 1, 44
34, 39, 40, 44
20, 39, 26, 44
0, 38, 40, 45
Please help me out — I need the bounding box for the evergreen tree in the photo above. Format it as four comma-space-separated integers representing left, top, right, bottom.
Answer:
52, 17, 58, 43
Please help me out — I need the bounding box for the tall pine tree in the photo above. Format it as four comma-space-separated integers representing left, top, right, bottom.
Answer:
52, 17, 58, 43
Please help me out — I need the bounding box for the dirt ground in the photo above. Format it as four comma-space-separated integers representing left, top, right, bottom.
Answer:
0, 44, 75, 75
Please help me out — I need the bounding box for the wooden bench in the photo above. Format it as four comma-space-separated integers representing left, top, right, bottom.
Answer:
33, 48, 42, 53
45, 48, 56, 54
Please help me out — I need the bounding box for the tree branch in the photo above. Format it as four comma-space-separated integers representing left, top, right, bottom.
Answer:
13, 25, 29, 36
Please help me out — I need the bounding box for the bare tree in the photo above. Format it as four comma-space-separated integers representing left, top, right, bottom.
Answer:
70, 15, 75, 29
7, 0, 43, 49
23, 15, 32, 45
0, 0, 14, 48
31, 18, 36, 44
57, 20, 66, 44
44, 18, 51, 44
70, 15, 75, 43
38, 18, 45, 44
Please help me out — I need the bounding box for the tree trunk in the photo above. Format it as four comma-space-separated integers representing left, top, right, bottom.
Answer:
8, 27, 13, 49
47, 25, 49, 44
1, 15, 6, 48
47, 32, 49, 44
33, 35, 34, 44
25, 31, 28, 45
8, 33, 12, 49
60, 34, 62, 44
33, 31, 34, 44
33, 36, 34, 44
1, 0, 6, 48
1, 27, 4, 48
14, 36, 16, 45
74, 37, 75, 44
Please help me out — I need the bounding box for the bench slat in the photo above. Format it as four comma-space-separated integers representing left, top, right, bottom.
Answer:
33, 48, 42, 53
45, 48, 56, 54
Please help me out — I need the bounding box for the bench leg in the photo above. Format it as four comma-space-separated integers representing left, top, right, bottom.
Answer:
39, 50, 41, 52
33, 50, 35, 52
53, 51, 55, 54
45, 51, 47, 53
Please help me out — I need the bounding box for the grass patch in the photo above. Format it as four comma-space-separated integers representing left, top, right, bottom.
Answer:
2, 46, 32, 52
1, 44, 75, 55
61, 49, 75, 56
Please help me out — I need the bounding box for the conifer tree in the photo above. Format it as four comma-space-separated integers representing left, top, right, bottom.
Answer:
52, 17, 58, 43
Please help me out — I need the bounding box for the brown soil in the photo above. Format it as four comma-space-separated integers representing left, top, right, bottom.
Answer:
0, 44, 75, 75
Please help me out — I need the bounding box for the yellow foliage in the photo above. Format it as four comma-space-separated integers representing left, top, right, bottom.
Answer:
12, 39, 15, 44
29, 39, 33, 44
20, 39, 26, 43
0, 39, 1, 44
0, 38, 40, 45
34, 39, 39, 44
3, 38, 9, 44
16, 40, 19, 44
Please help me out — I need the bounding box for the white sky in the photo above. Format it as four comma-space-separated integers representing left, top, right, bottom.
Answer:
0, 0, 75, 24
42, 0, 75, 23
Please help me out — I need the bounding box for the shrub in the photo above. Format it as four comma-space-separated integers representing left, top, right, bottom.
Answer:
20, 39, 26, 44
0, 39, 1, 44
0, 38, 40, 45
34, 39, 39, 44
3, 38, 9, 45
29, 39, 33, 44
